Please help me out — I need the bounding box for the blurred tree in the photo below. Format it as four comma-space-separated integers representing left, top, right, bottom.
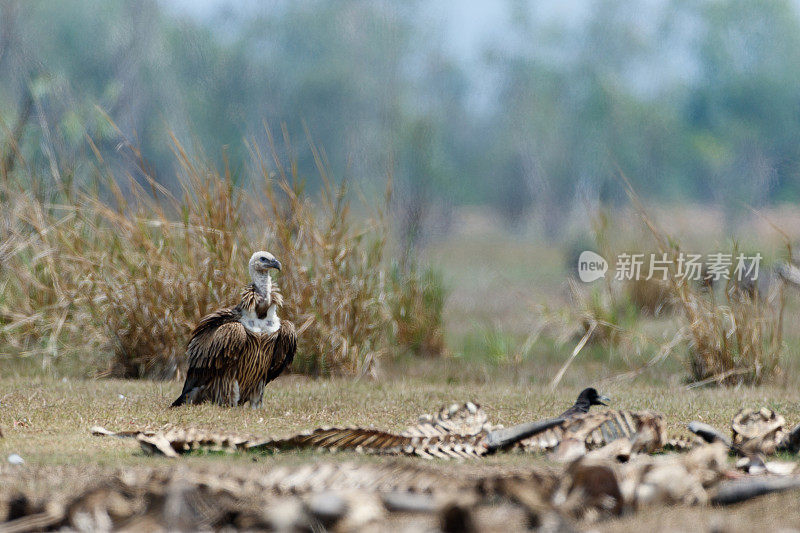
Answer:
3, 0, 800, 237
683, 0, 800, 215
0, 0, 188, 186
494, 152, 532, 230
240, 1, 414, 189
394, 117, 453, 252
486, 0, 692, 238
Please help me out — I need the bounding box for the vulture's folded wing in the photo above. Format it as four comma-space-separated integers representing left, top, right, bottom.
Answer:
186, 308, 248, 371
266, 320, 296, 382
172, 308, 249, 406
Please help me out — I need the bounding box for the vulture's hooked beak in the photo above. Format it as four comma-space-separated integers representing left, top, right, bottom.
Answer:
596, 394, 611, 406
268, 258, 282, 271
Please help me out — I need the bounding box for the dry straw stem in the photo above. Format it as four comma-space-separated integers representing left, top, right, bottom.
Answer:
549, 321, 596, 390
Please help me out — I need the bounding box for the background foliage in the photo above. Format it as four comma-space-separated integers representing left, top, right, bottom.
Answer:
4, 0, 800, 236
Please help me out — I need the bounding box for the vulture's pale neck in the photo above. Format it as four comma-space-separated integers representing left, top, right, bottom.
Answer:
251, 270, 272, 298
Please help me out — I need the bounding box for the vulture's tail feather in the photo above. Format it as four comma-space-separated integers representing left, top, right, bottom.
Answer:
170, 374, 199, 408
170, 394, 187, 408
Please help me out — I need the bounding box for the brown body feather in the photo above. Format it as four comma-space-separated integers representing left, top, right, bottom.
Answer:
171, 281, 296, 408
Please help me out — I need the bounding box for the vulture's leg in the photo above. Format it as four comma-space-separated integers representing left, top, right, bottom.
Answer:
247, 381, 265, 409
229, 380, 241, 406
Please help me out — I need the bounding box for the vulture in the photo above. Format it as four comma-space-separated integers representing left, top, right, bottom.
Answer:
171, 251, 296, 408
558, 387, 610, 418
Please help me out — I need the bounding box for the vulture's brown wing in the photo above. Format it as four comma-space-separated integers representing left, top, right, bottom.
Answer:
186, 308, 248, 371
266, 320, 296, 383
171, 308, 249, 407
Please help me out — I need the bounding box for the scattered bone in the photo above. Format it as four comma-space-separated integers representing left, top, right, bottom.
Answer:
585, 438, 633, 463
305, 490, 385, 531
382, 492, 438, 513
766, 461, 799, 476
0, 462, 553, 532
561, 459, 624, 519
550, 437, 587, 463
737, 455, 799, 476
737, 455, 767, 475
732, 408, 788, 455
3, 445, 800, 531
689, 408, 800, 457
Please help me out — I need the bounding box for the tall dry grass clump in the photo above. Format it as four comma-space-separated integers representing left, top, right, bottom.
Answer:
680, 280, 784, 385
625, 276, 673, 317
622, 179, 784, 386
82, 139, 251, 378
561, 208, 668, 350
1, 127, 444, 378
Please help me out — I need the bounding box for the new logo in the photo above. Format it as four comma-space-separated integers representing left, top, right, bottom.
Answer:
578, 251, 608, 282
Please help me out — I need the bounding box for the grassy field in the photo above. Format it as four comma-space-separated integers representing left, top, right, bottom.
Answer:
3, 375, 800, 531
5, 202, 800, 530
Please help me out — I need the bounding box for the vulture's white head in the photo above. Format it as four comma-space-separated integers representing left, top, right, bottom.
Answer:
249, 251, 281, 274
249, 251, 281, 293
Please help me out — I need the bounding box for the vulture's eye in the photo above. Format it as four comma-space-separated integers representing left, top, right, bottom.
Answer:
260, 257, 267, 262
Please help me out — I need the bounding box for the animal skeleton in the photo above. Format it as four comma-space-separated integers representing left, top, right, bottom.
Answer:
93, 402, 677, 460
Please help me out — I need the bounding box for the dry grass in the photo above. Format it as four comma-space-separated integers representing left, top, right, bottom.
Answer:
553, 186, 787, 387
625, 276, 673, 317
623, 180, 786, 386
248, 130, 392, 377
566, 280, 639, 348
0, 127, 444, 379
387, 261, 447, 358
562, 206, 671, 348
0, 184, 107, 370
679, 281, 785, 386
